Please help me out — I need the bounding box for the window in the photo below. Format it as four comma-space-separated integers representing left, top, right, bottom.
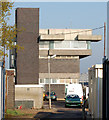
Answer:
54, 41, 70, 49
49, 41, 54, 49
45, 78, 51, 83
54, 41, 87, 49
39, 41, 49, 49
40, 79, 44, 83
52, 79, 57, 83
11, 55, 15, 67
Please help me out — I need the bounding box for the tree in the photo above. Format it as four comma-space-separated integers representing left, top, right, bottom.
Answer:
0, 1, 24, 114
0, 1, 23, 67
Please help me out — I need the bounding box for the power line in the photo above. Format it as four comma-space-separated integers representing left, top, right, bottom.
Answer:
40, 26, 104, 35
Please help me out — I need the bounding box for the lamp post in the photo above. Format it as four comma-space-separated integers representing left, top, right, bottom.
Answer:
48, 54, 56, 109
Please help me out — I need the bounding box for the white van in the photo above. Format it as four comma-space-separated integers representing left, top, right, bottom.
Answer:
65, 84, 83, 101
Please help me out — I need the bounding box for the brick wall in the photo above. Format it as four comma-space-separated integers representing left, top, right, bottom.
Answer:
44, 84, 65, 98
16, 8, 39, 84
7, 70, 15, 109
39, 58, 80, 73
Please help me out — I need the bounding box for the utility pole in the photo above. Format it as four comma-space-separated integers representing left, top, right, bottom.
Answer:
48, 52, 56, 109
48, 55, 51, 109
104, 22, 106, 57
102, 22, 107, 120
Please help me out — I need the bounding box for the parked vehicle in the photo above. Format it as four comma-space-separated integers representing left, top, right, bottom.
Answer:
43, 93, 45, 100
65, 94, 82, 107
44, 92, 57, 101
65, 84, 83, 102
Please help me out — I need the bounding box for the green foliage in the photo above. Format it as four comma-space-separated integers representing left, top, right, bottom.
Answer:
6, 109, 25, 116
6, 109, 33, 118
0, 1, 23, 59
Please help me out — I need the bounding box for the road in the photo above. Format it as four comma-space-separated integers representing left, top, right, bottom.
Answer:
4, 100, 87, 120
34, 100, 84, 120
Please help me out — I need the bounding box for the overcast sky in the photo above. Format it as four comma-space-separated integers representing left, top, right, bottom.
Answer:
6, 2, 107, 73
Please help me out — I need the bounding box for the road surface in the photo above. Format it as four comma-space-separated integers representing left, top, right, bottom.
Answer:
34, 100, 84, 120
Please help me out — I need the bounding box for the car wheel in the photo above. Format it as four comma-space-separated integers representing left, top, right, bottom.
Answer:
80, 104, 82, 108
55, 98, 57, 101
65, 104, 67, 108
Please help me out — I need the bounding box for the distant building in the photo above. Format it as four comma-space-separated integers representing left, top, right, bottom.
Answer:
10, 8, 102, 98
79, 73, 88, 86
38, 29, 102, 85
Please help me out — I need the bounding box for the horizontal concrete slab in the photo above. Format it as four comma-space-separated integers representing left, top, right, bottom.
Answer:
39, 73, 79, 79
40, 34, 64, 41
39, 29, 92, 41
49, 49, 92, 58
77, 35, 102, 42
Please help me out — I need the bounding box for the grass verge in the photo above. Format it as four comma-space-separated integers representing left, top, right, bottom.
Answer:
6, 109, 25, 116
5, 109, 33, 118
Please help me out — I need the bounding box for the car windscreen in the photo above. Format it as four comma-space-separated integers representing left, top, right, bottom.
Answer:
46, 92, 49, 95
66, 95, 80, 100
46, 92, 56, 95
51, 92, 56, 95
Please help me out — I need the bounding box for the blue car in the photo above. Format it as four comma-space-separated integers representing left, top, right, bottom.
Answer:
65, 94, 82, 107
44, 92, 57, 101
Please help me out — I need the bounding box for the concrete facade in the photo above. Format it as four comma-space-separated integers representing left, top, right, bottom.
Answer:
15, 85, 43, 109
39, 29, 101, 85
77, 35, 102, 42
49, 49, 92, 58
16, 8, 39, 84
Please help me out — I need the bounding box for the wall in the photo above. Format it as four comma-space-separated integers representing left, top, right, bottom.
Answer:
6, 70, 15, 109
15, 85, 43, 109
39, 29, 92, 41
88, 64, 103, 118
16, 8, 39, 84
44, 84, 65, 99
39, 58, 80, 79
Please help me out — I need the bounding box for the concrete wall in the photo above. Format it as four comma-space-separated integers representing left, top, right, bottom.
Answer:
44, 84, 65, 99
39, 49, 92, 59
39, 73, 79, 79
16, 8, 39, 84
6, 70, 15, 109
49, 49, 92, 58
15, 85, 43, 109
39, 29, 92, 41
88, 64, 103, 118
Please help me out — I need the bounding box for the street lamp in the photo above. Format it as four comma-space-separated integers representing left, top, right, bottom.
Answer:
48, 54, 56, 109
